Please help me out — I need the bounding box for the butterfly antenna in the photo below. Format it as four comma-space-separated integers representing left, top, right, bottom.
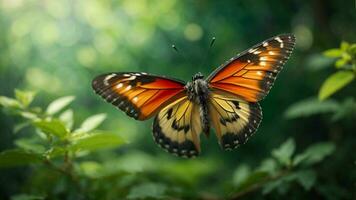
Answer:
199, 37, 216, 70
172, 44, 192, 66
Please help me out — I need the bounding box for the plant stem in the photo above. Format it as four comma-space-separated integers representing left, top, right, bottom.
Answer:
228, 170, 290, 200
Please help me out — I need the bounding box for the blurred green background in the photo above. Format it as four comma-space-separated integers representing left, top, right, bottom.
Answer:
0, 0, 355, 199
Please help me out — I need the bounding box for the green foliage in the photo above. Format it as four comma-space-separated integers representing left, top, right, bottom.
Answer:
272, 138, 295, 167
318, 71, 354, 100
1, 89, 336, 199
284, 98, 340, 119
45, 96, 75, 115
11, 194, 44, 200
68, 132, 125, 152
127, 183, 167, 199
230, 138, 335, 198
75, 113, 107, 133
0, 90, 125, 169
0, 149, 42, 168
319, 41, 356, 100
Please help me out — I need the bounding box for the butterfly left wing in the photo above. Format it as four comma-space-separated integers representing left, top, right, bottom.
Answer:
207, 34, 295, 102
92, 72, 186, 120
153, 97, 202, 158
208, 92, 262, 150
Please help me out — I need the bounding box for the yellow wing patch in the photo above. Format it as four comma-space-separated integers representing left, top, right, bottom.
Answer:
152, 97, 202, 158
209, 92, 262, 150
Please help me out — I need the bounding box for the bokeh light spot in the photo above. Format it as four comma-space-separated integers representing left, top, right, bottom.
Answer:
184, 23, 203, 41
77, 47, 97, 68
293, 24, 313, 50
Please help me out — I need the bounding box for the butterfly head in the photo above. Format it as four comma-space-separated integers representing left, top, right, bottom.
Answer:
192, 72, 204, 81
186, 72, 209, 102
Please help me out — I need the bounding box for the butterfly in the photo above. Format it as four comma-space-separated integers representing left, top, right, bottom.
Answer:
92, 34, 295, 158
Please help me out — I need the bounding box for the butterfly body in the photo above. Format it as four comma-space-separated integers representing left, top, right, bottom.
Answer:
92, 34, 296, 158
185, 72, 210, 135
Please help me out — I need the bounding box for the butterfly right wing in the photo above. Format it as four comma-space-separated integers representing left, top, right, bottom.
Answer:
207, 34, 295, 102
153, 97, 202, 158
208, 92, 262, 150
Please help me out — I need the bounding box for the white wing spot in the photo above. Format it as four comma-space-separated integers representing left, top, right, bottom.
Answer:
247, 60, 251, 63
253, 51, 261, 55
260, 61, 267, 66
263, 42, 268, 47
268, 51, 275, 55
260, 56, 268, 61
125, 85, 132, 91
275, 37, 283, 43
123, 74, 130, 77
126, 75, 136, 80
133, 97, 138, 102
116, 83, 123, 89
104, 74, 116, 85
275, 37, 284, 48
248, 48, 256, 53
257, 71, 263, 76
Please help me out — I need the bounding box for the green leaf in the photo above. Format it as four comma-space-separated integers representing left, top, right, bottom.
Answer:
331, 98, 356, 121
69, 132, 125, 152
127, 183, 167, 199
340, 41, 349, 51
19, 111, 38, 120
0, 149, 42, 168
59, 109, 74, 130
11, 194, 44, 200
33, 119, 68, 138
46, 96, 75, 115
15, 90, 36, 108
13, 122, 31, 133
335, 58, 348, 68
0, 96, 21, 108
285, 98, 340, 119
15, 138, 46, 154
236, 171, 269, 192
272, 138, 295, 166
293, 142, 335, 166
295, 170, 316, 190
76, 113, 106, 133
161, 159, 218, 185
78, 161, 103, 178
233, 164, 251, 186
318, 71, 355, 100
350, 44, 356, 54
262, 178, 283, 194
323, 49, 342, 58
44, 147, 66, 159
256, 158, 278, 174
